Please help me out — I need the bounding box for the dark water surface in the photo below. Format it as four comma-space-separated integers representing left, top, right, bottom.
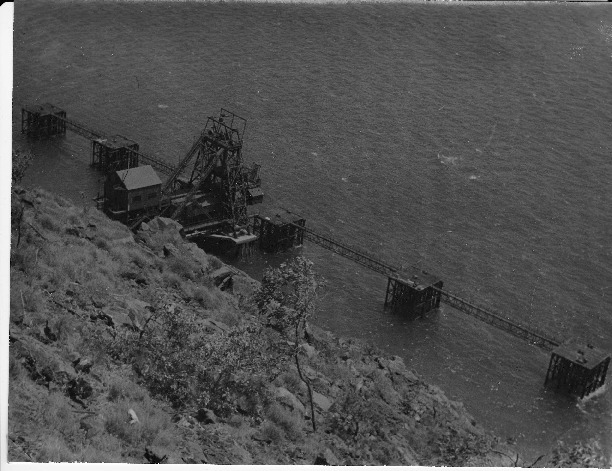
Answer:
13, 0, 612, 461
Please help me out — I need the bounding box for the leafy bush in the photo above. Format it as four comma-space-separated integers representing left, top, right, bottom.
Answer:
107, 302, 276, 417
12, 148, 33, 185
549, 439, 607, 468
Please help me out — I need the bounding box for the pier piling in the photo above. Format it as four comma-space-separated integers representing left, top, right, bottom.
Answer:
254, 214, 305, 253
384, 277, 443, 316
545, 342, 610, 398
21, 104, 67, 138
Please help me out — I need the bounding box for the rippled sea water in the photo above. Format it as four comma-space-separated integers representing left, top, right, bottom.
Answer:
13, 0, 612, 461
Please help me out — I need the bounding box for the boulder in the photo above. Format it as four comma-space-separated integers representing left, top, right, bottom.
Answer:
73, 357, 93, 374
65, 227, 82, 238
314, 450, 340, 466
376, 355, 408, 375
144, 445, 168, 464
163, 243, 180, 258
273, 387, 305, 416
96, 307, 132, 330
128, 408, 140, 424
184, 243, 211, 270
54, 362, 77, 385
90, 295, 107, 309
312, 391, 333, 412
211, 266, 234, 287
67, 377, 93, 402
299, 343, 317, 359
147, 217, 183, 235
195, 408, 217, 425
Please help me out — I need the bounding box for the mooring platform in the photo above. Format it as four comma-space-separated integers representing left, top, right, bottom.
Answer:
545, 341, 610, 398
253, 208, 305, 253
21, 103, 67, 137
384, 272, 444, 317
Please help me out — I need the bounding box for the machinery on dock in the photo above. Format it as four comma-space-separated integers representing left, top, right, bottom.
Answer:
21, 103, 263, 238
158, 109, 262, 231
98, 109, 263, 238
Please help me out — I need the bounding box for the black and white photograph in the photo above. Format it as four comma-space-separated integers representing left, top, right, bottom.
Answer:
4, 0, 612, 466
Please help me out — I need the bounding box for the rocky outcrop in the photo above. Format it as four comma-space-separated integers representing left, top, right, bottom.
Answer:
8, 187, 522, 466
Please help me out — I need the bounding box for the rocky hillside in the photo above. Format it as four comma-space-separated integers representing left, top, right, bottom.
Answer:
7, 186, 535, 465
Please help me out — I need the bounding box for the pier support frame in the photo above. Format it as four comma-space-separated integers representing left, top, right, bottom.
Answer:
253, 215, 305, 253
21, 104, 67, 138
545, 343, 610, 398
91, 135, 139, 172
384, 277, 443, 316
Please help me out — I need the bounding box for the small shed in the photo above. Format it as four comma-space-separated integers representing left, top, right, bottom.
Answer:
104, 165, 162, 215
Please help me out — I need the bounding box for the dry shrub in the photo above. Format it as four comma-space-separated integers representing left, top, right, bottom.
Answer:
265, 403, 303, 441
20, 285, 44, 313
212, 305, 241, 327
105, 376, 146, 403
52, 313, 78, 343
275, 370, 304, 394
209, 256, 223, 271
104, 398, 172, 448
108, 244, 132, 266
42, 393, 82, 440
128, 248, 149, 269
75, 441, 124, 463
37, 214, 62, 233
36, 435, 75, 463
9, 353, 25, 381
190, 286, 217, 308
161, 271, 184, 290
66, 212, 81, 226
10, 281, 27, 322
94, 236, 111, 252
104, 404, 142, 446
260, 421, 284, 443
167, 255, 198, 281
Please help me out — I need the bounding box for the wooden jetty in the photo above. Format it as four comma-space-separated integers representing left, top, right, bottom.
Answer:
21, 101, 609, 398
21, 104, 175, 176
287, 222, 609, 397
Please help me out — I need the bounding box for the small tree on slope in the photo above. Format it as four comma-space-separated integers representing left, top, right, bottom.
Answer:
253, 256, 324, 432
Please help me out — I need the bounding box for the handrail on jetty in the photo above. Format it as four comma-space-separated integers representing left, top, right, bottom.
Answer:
434, 289, 560, 351
291, 223, 561, 351
56, 115, 177, 176
292, 223, 414, 282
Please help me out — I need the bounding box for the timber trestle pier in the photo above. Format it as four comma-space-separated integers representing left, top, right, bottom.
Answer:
21, 104, 176, 176
291, 223, 559, 351
21, 102, 609, 398
287, 222, 608, 398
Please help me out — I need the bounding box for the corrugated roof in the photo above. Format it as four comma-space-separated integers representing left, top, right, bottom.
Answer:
23, 103, 65, 116
115, 165, 162, 191
94, 134, 138, 150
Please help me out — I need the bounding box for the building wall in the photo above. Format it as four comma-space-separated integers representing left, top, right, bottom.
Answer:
126, 184, 161, 212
